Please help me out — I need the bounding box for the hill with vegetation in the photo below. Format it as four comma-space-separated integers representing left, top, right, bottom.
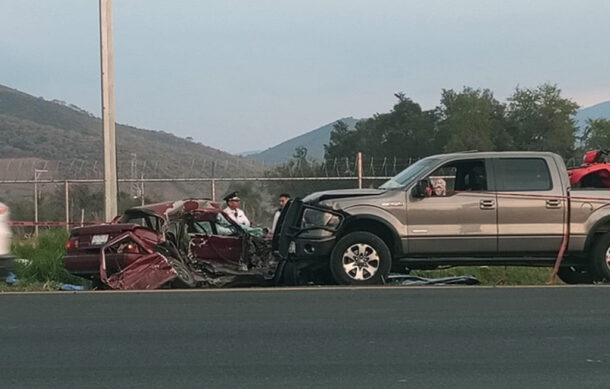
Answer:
0, 84, 262, 180
248, 117, 359, 163
574, 100, 610, 137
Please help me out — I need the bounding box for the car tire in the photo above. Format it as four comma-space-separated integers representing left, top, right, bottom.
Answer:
591, 233, 610, 281
556, 266, 598, 284
329, 232, 391, 285
169, 258, 196, 288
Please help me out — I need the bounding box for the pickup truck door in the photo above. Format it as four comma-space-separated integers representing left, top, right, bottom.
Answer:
493, 157, 566, 253
406, 158, 498, 254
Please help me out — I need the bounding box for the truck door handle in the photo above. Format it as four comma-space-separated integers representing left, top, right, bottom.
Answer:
546, 199, 561, 209
480, 199, 495, 210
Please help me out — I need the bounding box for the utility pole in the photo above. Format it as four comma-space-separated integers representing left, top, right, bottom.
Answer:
99, 0, 118, 221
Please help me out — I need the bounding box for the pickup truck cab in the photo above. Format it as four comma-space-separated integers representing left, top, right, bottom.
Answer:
277, 151, 610, 285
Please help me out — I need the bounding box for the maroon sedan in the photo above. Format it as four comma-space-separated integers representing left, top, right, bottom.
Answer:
64, 199, 280, 290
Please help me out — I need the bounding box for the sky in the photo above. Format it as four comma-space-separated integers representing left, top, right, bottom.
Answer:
1, 0, 610, 154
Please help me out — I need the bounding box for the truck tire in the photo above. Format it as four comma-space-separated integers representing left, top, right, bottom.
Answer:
169, 258, 196, 288
590, 232, 610, 281
557, 266, 598, 284
329, 232, 391, 285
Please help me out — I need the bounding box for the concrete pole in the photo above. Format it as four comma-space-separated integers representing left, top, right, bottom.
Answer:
99, 0, 118, 221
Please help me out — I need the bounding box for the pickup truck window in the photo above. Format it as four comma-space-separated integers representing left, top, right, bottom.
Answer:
495, 158, 552, 191
379, 157, 439, 189
426, 159, 487, 195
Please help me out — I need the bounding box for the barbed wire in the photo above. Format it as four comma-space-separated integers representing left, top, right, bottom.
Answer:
0, 156, 420, 181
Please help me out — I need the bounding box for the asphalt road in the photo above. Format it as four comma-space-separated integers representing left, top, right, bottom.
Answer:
1, 286, 610, 389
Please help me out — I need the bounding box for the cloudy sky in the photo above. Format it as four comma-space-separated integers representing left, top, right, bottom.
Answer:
1, 0, 609, 153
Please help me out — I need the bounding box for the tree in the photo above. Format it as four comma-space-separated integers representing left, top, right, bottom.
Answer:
506, 83, 579, 158
582, 119, 610, 150
324, 93, 438, 161
324, 121, 358, 161
437, 87, 509, 152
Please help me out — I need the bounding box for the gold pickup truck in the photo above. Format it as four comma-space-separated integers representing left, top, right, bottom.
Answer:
276, 151, 610, 285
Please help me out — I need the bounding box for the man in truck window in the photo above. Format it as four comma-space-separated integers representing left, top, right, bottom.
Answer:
431, 178, 447, 196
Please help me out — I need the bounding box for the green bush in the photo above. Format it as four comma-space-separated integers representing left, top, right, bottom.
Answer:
10, 229, 86, 285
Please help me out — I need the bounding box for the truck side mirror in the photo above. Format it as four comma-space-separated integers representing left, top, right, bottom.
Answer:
413, 179, 429, 198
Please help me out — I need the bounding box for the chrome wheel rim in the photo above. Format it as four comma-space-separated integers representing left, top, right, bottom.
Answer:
605, 248, 610, 269
342, 243, 380, 281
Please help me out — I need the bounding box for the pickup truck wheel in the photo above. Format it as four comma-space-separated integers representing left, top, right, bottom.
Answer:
591, 233, 610, 281
330, 232, 391, 285
557, 266, 598, 284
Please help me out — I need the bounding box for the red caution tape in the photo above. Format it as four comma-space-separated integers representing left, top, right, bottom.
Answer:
8, 221, 104, 227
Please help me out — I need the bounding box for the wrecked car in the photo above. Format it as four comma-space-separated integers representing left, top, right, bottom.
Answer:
63, 199, 280, 290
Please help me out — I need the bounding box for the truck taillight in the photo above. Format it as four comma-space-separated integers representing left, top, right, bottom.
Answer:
0, 205, 6, 214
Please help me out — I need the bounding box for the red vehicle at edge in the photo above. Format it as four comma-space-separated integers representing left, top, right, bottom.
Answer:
568, 149, 610, 188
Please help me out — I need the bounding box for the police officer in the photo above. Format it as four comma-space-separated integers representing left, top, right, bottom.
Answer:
223, 191, 250, 226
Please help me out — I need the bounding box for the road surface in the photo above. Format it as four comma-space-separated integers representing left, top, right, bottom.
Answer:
1, 286, 609, 388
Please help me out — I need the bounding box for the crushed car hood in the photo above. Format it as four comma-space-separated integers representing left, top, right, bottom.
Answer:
303, 189, 386, 204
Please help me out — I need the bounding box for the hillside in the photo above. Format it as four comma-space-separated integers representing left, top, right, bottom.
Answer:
0, 84, 263, 181
574, 100, 610, 131
248, 117, 359, 163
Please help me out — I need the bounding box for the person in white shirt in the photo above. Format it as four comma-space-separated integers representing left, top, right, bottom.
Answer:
271, 193, 290, 234
223, 192, 250, 226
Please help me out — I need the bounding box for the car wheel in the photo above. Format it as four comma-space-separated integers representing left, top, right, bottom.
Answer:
169, 258, 196, 288
329, 232, 391, 285
557, 266, 598, 284
590, 232, 610, 282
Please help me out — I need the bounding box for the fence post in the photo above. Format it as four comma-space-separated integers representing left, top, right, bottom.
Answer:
33, 169, 48, 237
65, 181, 70, 232
140, 173, 145, 206
357, 152, 363, 189
211, 161, 216, 201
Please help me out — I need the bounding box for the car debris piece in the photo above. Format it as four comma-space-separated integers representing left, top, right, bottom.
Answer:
387, 274, 480, 286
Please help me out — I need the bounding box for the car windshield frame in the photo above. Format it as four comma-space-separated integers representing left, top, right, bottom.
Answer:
379, 157, 440, 189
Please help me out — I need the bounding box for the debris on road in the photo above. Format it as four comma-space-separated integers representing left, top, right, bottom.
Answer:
388, 274, 480, 286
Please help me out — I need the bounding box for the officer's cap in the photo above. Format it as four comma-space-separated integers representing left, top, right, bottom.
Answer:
223, 191, 240, 202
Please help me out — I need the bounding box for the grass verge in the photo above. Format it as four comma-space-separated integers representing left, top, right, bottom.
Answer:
2, 229, 89, 291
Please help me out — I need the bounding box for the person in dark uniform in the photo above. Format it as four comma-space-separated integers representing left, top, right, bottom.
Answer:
271, 193, 290, 234
223, 192, 250, 226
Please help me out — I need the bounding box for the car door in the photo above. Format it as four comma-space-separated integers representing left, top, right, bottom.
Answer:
493, 157, 565, 253
189, 212, 243, 269
406, 158, 498, 254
